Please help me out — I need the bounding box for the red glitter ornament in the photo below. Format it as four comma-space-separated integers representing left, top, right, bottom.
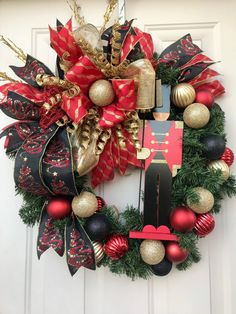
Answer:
194, 213, 215, 237
46, 197, 72, 219
170, 207, 196, 232
195, 90, 214, 108
104, 234, 129, 260
96, 196, 106, 211
220, 147, 234, 166
165, 242, 188, 264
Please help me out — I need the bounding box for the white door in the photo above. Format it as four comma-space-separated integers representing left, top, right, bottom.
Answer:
0, 1, 236, 314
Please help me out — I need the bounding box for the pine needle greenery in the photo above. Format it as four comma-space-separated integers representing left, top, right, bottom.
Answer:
13, 99, 236, 279
5, 51, 235, 279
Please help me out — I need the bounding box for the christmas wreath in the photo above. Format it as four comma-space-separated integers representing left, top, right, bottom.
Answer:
0, 1, 236, 279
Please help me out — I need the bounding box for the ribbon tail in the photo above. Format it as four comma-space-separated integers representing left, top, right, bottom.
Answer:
10, 55, 54, 88
179, 61, 215, 83
195, 80, 225, 97
66, 215, 96, 276
49, 18, 82, 67
37, 204, 65, 258
0, 121, 40, 154
158, 34, 202, 69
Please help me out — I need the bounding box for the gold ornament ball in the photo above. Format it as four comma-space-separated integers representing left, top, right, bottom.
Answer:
72, 191, 98, 218
183, 103, 210, 129
140, 240, 165, 265
92, 241, 105, 264
208, 160, 230, 181
171, 83, 196, 108
187, 187, 214, 214
89, 79, 115, 107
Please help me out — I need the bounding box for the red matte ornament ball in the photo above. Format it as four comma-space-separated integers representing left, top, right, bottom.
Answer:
220, 147, 234, 166
96, 196, 106, 211
165, 242, 189, 264
104, 234, 129, 260
195, 90, 215, 109
170, 206, 197, 232
194, 213, 215, 237
46, 197, 72, 219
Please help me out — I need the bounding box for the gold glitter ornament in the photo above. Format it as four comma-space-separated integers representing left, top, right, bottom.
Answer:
140, 240, 165, 265
89, 79, 115, 106
171, 83, 196, 108
72, 191, 98, 218
187, 187, 214, 214
92, 241, 105, 264
183, 103, 210, 129
208, 160, 230, 181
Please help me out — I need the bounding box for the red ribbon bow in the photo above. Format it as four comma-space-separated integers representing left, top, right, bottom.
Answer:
61, 55, 137, 128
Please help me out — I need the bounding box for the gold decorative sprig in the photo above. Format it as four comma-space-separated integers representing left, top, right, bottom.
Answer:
0, 71, 18, 82
111, 22, 121, 66
67, 0, 86, 26
100, 0, 118, 35
0, 35, 26, 62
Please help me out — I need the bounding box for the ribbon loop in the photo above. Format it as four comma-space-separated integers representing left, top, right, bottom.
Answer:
1, 91, 41, 120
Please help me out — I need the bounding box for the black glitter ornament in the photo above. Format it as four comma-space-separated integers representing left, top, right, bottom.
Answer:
84, 213, 111, 241
201, 134, 226, 160
150, 257, 173, 276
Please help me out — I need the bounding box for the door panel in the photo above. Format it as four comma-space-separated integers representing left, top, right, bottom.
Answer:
0, 1, 236, 314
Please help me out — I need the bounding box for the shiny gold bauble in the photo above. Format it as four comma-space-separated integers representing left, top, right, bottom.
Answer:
92, 241, 105, 264
89, 79, 115, 107
72, 191, 98, 218
140, 240, 165, 265
183, 103, 210, 129
187, 187, 214, 214
208, 160, 230, 181
171, 83, 196, 108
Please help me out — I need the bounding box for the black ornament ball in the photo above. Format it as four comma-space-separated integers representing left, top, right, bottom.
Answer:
201, 134, 226, 160
151, 258, 173, 276
84, 213, 111, 241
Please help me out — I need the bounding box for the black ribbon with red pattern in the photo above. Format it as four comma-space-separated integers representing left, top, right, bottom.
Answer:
66, 215, 96, 276
37, 205, 65, 258
13, 124, 78, 196
37, 211, 96, 275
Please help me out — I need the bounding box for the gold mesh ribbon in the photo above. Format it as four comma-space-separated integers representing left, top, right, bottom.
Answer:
121, 59, 155, 110
72, 107, 112, 176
